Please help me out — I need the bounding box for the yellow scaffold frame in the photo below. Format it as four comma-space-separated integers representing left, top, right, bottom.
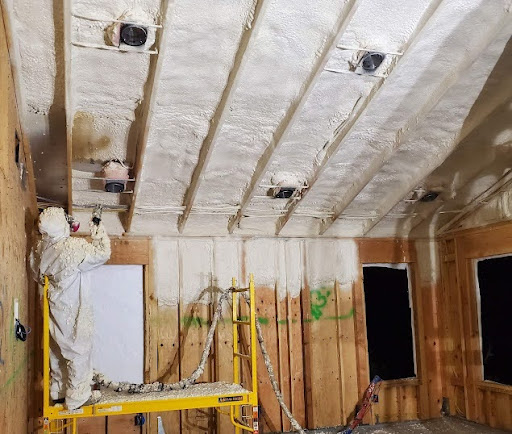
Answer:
42, 275, 259, 434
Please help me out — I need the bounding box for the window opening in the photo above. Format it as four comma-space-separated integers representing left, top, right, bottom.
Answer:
476, 255, 512, 385
363, 264, 416, 381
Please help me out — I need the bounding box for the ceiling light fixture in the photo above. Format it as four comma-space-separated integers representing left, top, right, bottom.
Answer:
120, 24, 148, 46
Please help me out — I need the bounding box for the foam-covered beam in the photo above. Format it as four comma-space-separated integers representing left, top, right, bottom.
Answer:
362, 98, 512, 237
125, 0, 171, 233
274, 0, 445, 235
176, 0, 269, 234
226, 0, 361, 234
318, 9, 511, 237
437, 167, 512, 234
408, 144, 512, 237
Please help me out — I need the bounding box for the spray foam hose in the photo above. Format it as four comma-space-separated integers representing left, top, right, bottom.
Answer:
94, 288, 305, 433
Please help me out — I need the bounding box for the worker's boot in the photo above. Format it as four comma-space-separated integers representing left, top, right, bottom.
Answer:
82, 390, 102, 407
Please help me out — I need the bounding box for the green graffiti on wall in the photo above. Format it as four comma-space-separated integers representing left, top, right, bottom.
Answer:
180, 287, 354, 328
310, 287, 331, 320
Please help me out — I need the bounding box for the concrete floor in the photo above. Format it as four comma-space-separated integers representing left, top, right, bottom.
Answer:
297, 417, 510, 433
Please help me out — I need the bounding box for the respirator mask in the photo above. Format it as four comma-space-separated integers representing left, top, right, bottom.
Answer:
66, 214, 80, 232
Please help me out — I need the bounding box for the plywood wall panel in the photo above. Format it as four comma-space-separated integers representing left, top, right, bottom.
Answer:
0, 5, 38, 434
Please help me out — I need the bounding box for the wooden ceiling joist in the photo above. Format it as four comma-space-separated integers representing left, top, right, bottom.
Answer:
226, 0, 361, 234
176, 0, 269, 234
408, 149, 512, 236
316, 11, 510, 237
437, 168, 512, 235
361, 97, 512, 237
274, 0, 445, 236
125, 0, 171, 233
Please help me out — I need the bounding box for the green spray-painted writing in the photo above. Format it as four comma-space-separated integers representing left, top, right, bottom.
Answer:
310, 287, 331, 320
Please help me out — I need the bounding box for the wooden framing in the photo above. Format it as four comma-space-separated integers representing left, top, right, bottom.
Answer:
65, 235, 448, 433
316, 8, 509, 237
439, 222, 512, 430
0, 6, 39, 432
177, 0, 269, 234
275, 0, 445, 236
125, 0, 171, 233
226, 0, 361, 234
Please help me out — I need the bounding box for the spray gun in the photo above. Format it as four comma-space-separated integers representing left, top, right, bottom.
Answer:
92, 204, 103, 226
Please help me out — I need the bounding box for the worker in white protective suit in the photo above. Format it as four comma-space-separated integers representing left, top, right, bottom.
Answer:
31, 207, 111, 410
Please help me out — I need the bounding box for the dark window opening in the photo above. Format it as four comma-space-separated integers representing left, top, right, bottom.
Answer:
477, 256, 512, 385
363, 265, 416, 381
14, 131, 20, 165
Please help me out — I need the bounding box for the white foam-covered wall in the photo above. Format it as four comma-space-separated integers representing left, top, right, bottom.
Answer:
153, 237, 360, 307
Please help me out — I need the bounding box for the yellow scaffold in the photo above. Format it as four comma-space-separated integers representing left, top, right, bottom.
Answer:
42, 275, 259, 434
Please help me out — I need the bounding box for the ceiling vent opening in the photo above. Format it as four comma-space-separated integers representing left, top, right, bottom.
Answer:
420, 191, 439, 202
269, 173, 304, 199
274, 187, 296, 199
102, 160, 129, 193
361, 52, 385, 72
120, 24, 148, 47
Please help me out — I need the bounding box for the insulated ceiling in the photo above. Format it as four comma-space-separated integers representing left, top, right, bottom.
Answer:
4, 0, 512, 237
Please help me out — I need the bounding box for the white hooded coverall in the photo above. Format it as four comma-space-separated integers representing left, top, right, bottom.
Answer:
31, 207, 111, 410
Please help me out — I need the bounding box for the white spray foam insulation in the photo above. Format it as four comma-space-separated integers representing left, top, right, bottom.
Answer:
4, 0, 56, 115
192, 0, 354, 207
69, 1, 161, 229
336, 239, 359, 291
305, 239, 358, 290
149, 237, 362, 306
153, 237, 180, 307
133, 0, 254, 208
414, 240, 440, 285
337, 0, 431, 53
397, 108, 512, 234
255, 72, 375, 201
296, 0, 510, 214
70, 0, 160, 131
459, 190, 512, 229
131, 213, 180, 236
213, 239, 240, 290
278, 216, 322, 238
181, 215, 230, 237
338, 26, 512, 236
8, 0, 512, 239
255, 0, 431, 201
276, 240, 287, 301
179, 238, 213, 305
244, 238, 278, 288
284, 239, 304, 300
